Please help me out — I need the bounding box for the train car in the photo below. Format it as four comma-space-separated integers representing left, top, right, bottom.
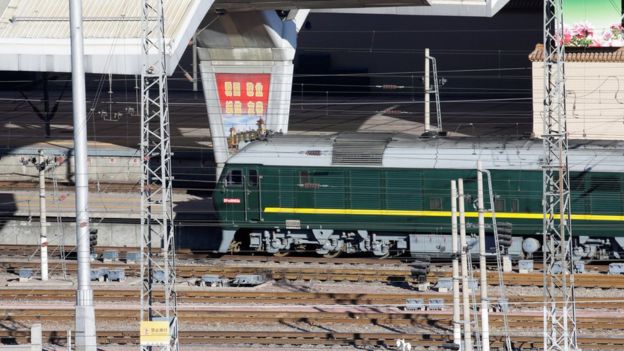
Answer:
213, 132, 624, 259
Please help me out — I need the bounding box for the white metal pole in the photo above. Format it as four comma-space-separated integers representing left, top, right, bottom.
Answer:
451, 180, 462, 348
192, 32, 198, 92
424, 48, 430, 133
69, 0, 96, 349
38, 150, 49, 281
478, 161, 491, 351
458, 178, 473, 351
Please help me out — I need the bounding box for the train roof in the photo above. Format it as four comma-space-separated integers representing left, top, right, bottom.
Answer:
227, 133, 624, 173
0, 143, 139, 158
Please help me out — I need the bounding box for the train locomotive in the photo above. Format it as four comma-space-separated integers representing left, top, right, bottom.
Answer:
213, 132, 624, 260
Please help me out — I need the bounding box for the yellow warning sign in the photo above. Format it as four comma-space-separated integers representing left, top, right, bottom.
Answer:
140, 321, 170, 346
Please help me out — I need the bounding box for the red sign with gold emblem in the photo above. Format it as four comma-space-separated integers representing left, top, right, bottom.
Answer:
215, 73, 271, 134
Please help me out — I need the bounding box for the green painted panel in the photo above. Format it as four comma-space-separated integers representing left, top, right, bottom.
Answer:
279, 169, 295, 207
571, 171, 591, 214
385, 170, 422, 210
350, 170, 381, 209
589, 174, 622, 214
224, 164, 624, 238
313, 170, 346, 208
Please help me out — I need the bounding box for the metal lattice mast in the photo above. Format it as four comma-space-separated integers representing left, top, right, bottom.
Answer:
140, 1, 178, 350
542, 1, 578, 350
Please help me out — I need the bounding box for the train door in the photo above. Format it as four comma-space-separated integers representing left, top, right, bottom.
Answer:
246, 168, 262, 222
222, 168, 246, 222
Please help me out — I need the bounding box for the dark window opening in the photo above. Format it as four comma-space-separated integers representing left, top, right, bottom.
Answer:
299, 171, 309, 184
511, 199, 519, 213
249, 170, 258, 187
495, 198, 505, 212
298, 170, 320, 189
429, 197, 442, 210
225, 169, 242, 187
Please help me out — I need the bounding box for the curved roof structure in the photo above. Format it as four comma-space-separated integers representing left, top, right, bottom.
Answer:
0, 0, 510, 75
0, 0, 211, 74
227, 133, 624, 173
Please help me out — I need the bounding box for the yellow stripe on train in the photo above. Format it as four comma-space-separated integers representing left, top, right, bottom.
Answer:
263, 207, 624, 222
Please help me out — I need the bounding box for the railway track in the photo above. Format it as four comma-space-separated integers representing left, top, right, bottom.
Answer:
2, 305, 623, 331
2, 257, 624, 288
0, 245, 411, 264
1, 289, 622, 310
0, 329, 623, 350
0, 244, 616, 272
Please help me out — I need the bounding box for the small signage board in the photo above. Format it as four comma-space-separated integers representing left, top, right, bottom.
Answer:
215, 73, 271, 134
140, 320, 170, 346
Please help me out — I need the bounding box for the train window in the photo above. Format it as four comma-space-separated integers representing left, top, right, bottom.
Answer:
511, 199, 519, 213
249, 170, 258, 187
429, 197, 442, 210
225, 169, 242, 187
298, 170, 322, 189
299, 171, 309, 184
495, 198, 505, 212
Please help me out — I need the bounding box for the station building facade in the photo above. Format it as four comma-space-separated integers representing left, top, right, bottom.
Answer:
530, 44, 624, 140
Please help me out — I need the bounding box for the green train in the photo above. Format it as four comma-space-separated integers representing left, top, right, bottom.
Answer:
213, 133, 624, 259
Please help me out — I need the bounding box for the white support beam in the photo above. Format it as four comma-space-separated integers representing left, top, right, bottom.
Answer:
315, 0, 510, 17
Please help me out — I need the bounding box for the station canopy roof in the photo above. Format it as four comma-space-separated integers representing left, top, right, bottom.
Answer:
0, 0, 507, 75
0, 0, 211, 75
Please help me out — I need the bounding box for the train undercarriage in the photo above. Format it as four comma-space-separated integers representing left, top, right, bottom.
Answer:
220, 226, 624, 261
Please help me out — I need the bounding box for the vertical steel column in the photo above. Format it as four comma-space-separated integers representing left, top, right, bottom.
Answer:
38, 150, 49, 282
458, 178, 472, 351
483, 169, 512, 351
477, 161, 490, 351
140, 1, 178, 350
450, 180, 462, 348
542, 0, 578, 350
69, 0, 96, 349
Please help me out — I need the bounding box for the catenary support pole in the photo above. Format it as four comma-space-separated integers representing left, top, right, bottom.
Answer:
38, 150, 48, 281
458, 178, 472, 351
424, 48, 430, 133
140, 1, 179, 350
477, 161, 490, 351
69, 0, 96, 349
451, 180, 462, 348
542, 1, 578, 350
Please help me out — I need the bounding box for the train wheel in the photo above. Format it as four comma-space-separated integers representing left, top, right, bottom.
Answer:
377, 251, 390, 259
273, 250, 290, 257
322, 250, 342, 258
